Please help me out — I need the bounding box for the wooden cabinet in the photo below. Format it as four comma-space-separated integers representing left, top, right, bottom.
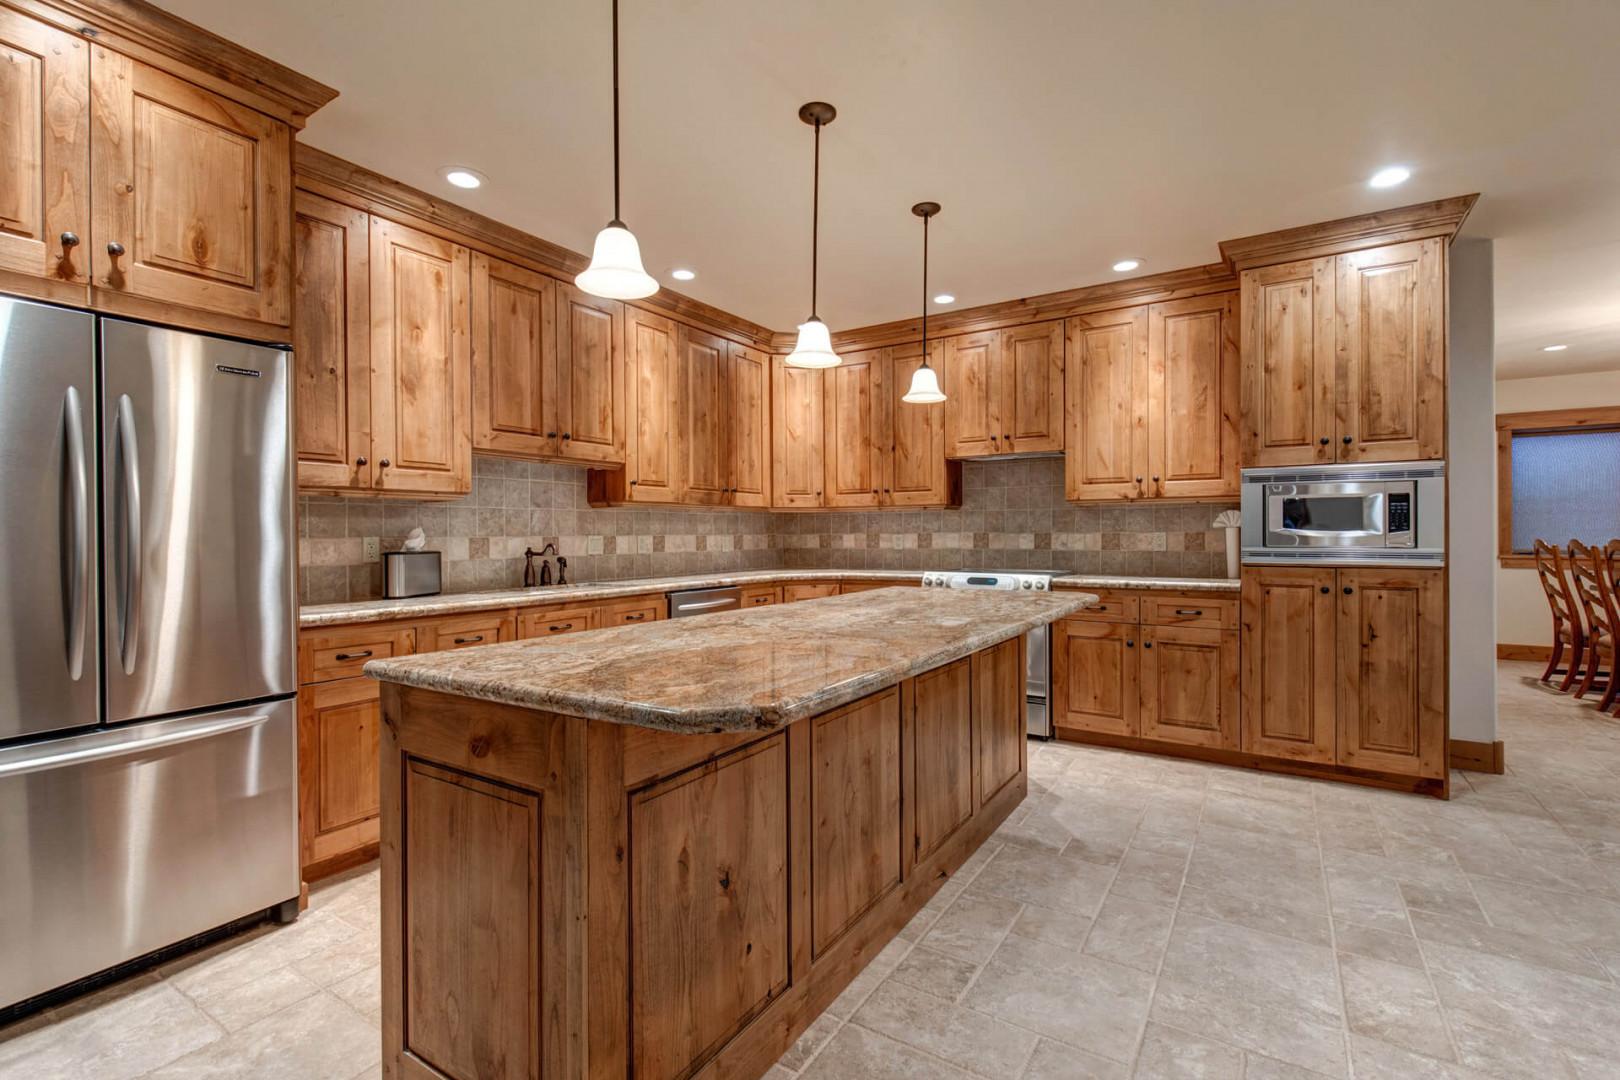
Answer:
772, 357, 824, 508
299, 624, 413, 685
599, 595, 664, 626
1149, 294, 1239, 498
517, 605, 596, 638
1241, 240, 1444, 466
1335, 568, 1445, 778
911, 658, 973, 861
1140, 625, 1239, 750
783, 582, 838, 603
622, 307, 681, 502
974, 637, 1026, 805
0, 8, 88, 292
1239, 567, 1339, 763
728, 342, 772, 507
823, 347, 883, 508
885, 341, 957, 507
944, 322, 1065, 458
293, 192, 370, 490
298, 677, 382, 874
1052, 618, 1140, 737
943, 330, 1001, 457
471, 253, 556, 459
680, 324, 730, 506
740, 584, 780, 608
555, 284, 625, 465
1066, 307, 1149, 500
417, 611, 515, 653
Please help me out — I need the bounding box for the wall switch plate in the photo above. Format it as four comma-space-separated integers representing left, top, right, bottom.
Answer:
363, 537, 380, 563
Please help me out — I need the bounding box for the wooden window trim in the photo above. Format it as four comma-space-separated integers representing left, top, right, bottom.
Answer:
1496, 406, 1620, 568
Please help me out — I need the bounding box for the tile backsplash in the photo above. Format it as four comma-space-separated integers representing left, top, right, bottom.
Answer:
298, 455, 1238, 604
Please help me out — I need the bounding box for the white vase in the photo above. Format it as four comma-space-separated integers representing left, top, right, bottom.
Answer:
1224, 526, 1240, 579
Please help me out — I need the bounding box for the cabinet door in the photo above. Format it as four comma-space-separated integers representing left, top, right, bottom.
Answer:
298, 677, 382, 874
1002, 321, 1064, 453
1065, 307, 1148, 501
1336, 239, 1444, 463
771, 356, 823, 508
823, 346, 882, 508
1240, 257, 1334, 466
293, 192, 370, 490
1336, 568, 1445, 778
886, 341, 951, 506
1240, 567, 1336, 763
974, 637, 1026, 806
369, 217, 472, 495
912, 657, 973, 861
556, 284, 625, 464
943, 331, 1001, 458
1150, 294, 1239, 498
622, 306, 680, 502
728, 342, 771, 507
679, 324, 729, 506
89, 48, 291, 327
1051, 619, 1140, 737
472, 253, 556, 459
0, 9, 88, 288
1140, 626, 1239, 749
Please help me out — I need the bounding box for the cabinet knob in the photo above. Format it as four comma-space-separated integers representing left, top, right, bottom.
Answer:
1134, 477, 1143, 485
546, 431, 557, 438
1004, 433, 1012, 441
1151, 475, 1160, 483
1125, 639, 1135, 647
1319, 437, 1330, 446
1143, 641, 1153, 649
60, 231, 80, 249
629, 479, 638, 485
1343, 586, 1354, 595
105, 240, 125, 258
990, 434, 998, 442
1342, 435, 1353, 445
1320, 586, 1330, 594
561, 432, 572, 440
356, 455, 367, 466
379, 458, 391, 468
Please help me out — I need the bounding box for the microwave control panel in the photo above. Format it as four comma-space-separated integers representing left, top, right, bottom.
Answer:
1387, 492, 1413, 544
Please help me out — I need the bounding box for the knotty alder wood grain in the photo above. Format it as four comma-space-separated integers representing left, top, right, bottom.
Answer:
376, 635, 1025, 1080
470, 251, 556, 459
293, 192, 371, 490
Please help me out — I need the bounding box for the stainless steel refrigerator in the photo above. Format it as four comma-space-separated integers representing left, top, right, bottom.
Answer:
0, 297, 299, 1012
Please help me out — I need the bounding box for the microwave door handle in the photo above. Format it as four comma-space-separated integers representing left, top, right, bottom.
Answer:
62, 386, 90, 681
115, 394, 143, 675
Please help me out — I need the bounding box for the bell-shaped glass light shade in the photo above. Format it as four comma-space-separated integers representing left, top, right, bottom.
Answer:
902, 362, 946, 404
575, 223, 659, 300
785, 316, 840, 368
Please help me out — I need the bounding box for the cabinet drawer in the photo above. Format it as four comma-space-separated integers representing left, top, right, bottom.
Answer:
599, 595, 664, 626
1061, 593, 1139, 624
299, 625, 414, 685
839, 579, 915, 594
740, 585, 781, 607
783, 582, 839, 603
419, 612, 515, 652
518, 606, 597, 639
1141, 596, 1238, 630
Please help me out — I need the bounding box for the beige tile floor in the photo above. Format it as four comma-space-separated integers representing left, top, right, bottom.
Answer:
4, 660, 1620, 1079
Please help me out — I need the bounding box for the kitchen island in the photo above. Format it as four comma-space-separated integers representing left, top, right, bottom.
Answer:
365, 587, 1089, 1080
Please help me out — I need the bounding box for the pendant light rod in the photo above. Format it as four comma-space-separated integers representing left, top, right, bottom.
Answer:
912, 201, 940, 354
904, 202, 946, 404
611, 0, 621, 223
798, 102, 836, 318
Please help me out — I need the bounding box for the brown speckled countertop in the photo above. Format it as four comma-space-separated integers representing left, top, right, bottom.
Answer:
301, 569, 1235, 627
364, 587, 1092, 732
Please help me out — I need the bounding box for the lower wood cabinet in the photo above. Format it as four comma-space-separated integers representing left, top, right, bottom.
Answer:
911, 658, 973, 861
975, 638, 1027, 804
517, 605, 597, 638
1140, 624, 1239, 749
783, 582, 839, 603
416, 611, 515, 652
741, 584, 780, 608
1240, 567, 1337, 762
1053, 618, 1140, 737
297, 676, 382, 875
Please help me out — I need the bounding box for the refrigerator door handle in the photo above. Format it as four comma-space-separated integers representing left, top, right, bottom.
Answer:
115, 393, 143, 675
62, 386, 90, 681
0, 709, 276, 780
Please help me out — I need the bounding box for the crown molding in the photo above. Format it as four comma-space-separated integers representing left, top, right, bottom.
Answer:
1218, 194, 1479, 271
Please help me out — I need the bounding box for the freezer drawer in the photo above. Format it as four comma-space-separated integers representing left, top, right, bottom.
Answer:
0, 699, 299, 1009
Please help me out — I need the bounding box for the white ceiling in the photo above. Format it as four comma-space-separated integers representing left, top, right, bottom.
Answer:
163, 0, 1620, 378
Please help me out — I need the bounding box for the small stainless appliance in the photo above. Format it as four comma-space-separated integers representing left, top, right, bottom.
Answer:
669, 585, 742, 618
920, 570, 1062, 738
383, 550, 442, 598
1240, 461, 1445, 567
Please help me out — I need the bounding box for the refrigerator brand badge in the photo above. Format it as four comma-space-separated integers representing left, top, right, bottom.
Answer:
215, 364, 262, 378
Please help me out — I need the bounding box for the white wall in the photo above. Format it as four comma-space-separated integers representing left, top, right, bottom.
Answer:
1449, 239, 1497, 744
1495, 369, 1620, 647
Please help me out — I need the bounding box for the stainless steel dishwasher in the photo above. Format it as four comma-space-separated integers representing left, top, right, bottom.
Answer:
668, 586, 743, 618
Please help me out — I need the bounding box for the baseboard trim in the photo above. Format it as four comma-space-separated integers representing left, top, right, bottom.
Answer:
1448, 738, 1506, 774
1497, 643, 1552, 661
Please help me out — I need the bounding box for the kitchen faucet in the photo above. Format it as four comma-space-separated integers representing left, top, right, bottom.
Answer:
523, 542, 559, 587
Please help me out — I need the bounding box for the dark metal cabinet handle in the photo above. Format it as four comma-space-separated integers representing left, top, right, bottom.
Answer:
1135, 477, 1143, 484
1143, 641, 1153, 649
60, 231, 80, 249
546, 431, 558, 438
379, 458, 391, 468
334, 650, 373, 661
561, 433, 572, 440
1342, 435, 1353, 445
1343, 587, 1354, 595
623, 613, 645, 621
548, 623, 574, 632
1125, 639, 1135, 647
453, 635, 484, 644
106, 240, 125, 257
1320, 586, 1330, 594
629, 479, 638, 485
1174, 608, 1203, 616
356, 455, 367, 466
1319, 437, 1330, 446
1152, 476, 1160, 483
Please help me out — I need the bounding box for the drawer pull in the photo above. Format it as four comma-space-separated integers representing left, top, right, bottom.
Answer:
333, 650, 372, 661
1173, 608, 1204, 616
623, 613, 646, 621
453, 635, 484, 645
549, 623, 574, 632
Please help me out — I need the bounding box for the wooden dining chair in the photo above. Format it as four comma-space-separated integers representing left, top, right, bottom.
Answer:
1534, 539, 1586, 691
1604, 540, 1620, 714
1567, 539, 1615, 707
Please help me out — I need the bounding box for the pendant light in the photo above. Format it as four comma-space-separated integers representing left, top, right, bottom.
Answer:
575, 0, 658, 301
785, 102, 840, 369
903, 202, 946, 403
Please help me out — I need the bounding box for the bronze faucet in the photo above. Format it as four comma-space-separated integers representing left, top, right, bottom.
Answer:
523, 542, 559, 587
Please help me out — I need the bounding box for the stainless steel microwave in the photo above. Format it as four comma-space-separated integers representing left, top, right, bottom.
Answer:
1240, 461, 1445, 567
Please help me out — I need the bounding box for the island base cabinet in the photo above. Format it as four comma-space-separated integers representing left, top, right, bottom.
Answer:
378, 639, 1026, 1080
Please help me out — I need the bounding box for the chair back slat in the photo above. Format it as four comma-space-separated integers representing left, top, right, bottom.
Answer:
1568, 539, 1615, 641
1535, 539, 1581, 625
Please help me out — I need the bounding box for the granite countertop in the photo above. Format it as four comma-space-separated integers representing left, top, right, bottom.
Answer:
364, 587, 1093, 733
301, 569, 1237, 627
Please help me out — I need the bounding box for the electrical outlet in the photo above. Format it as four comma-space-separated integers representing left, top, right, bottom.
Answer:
363, 536, 380, 563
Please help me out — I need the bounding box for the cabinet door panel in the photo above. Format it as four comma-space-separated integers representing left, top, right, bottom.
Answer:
680, 324, 730, 506
974, 637, 1026, 805
1065, 307, 1148, 500
1337, 568, 1445, 777
1052, 619, 1139, 736
943, 331, 1001, 458
1140, 626, 1238, 749
0, 9, 88, 285
728, 342, 771, 507
912, 658, 974, 861
1240, 257, 1334, 466
886, 341, 951, 506
771, 357, 823, 507
623, 306, 679, 501
472, 253, 556, 459
298, 677, 382, 872
1003, 321, 1064, 453
1150, 294, 1238, 498
293, 192, 370, 490
369, 217, 471, 495
557, 285, 625, 464
823, 347, 881, 507
1336, 239, 1444, 462
90, 48, 290, 325
1241, 567, 1336, 762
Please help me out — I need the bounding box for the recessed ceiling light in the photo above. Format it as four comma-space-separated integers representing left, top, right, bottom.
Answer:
1112, 259, 1141, 273
443, 167, 485, 190
670, 268, 696, 281
933, 293, 955, 305
1543, 344, 1569, 352
1368, 165, 1411, 189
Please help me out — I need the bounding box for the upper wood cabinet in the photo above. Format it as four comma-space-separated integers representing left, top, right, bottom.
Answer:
943, 322, 1065, 458
943, 331, 1001, 457
1241, 239, 1444, 466
622, 306, 681, 502
471, 253, 556, 459
369, 217, 471, 496
823, 347, 883, 508
90, 47, 292, 329
679, 324, 730, 506
0, 8, 88, 291
1066, 306, 1149, 500
886, 341, 956, 507
727, 343, 771, 507
1149, 293, 1239, 498
771, 357, 823, 508
556, 284, 625, 465
293, 191, 370, 490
